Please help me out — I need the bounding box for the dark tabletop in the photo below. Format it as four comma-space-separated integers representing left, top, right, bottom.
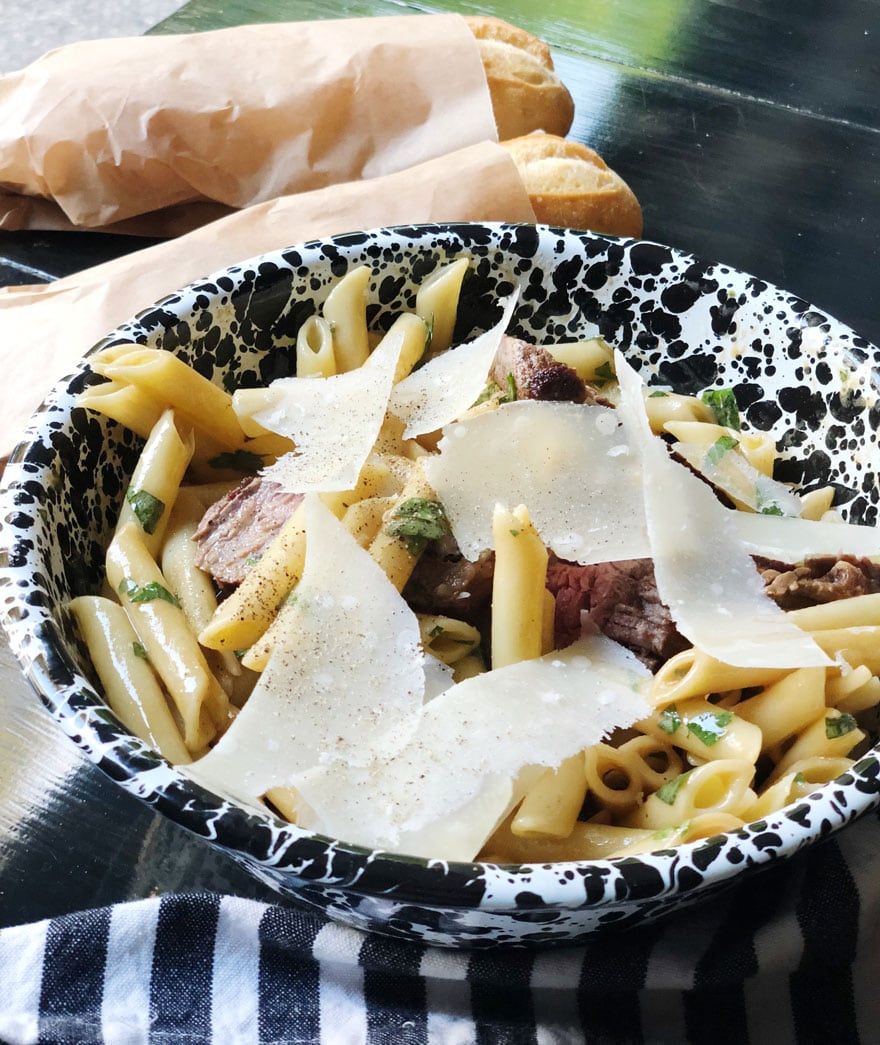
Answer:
1, 0, 879, 944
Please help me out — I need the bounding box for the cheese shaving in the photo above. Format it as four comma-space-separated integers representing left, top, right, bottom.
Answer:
614, 351, 830, 669
732, 511, 880, 560
233, 324, 406, 492
388, 291, 519, 438
292, 635, 651, 861
424, 400, 649, 562
183, 494, 425, 808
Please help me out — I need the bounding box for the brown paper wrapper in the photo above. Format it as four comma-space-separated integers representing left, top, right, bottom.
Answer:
0, 15, 496, 233
0, 141, 535, 458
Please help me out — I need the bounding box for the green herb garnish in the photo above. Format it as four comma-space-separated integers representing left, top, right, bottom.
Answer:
473, 380, 501, 407
428, 624, 445, 639
826, 713, 859, 740
386, 497, 450, 557
132, 641, 149, 660
125, 488, 165, 535
687, 709, 734, 747
594, 360, 615, 384
705, 433, 739, 467
701, 388, 741, 430
657, 705, 681, 735
208, 449, 265, 474
656, 770, 693, 806
648, 390, 669, 398
118, 578, 180, 607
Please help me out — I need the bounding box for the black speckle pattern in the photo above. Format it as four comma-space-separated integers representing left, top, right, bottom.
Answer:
2, 223, 880, 947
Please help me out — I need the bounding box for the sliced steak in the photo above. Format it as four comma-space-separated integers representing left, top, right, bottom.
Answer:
193, 476, 302, 586
758, 554, 880, 610
491, 335, 609, 404
545, 556, 689, 671
403, 535, 495, 624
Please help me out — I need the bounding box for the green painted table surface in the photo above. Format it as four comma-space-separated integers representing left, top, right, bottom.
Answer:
0, 0, 879, 1020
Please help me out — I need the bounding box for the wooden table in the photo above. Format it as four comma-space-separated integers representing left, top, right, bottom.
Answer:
1, 0, 879, 1009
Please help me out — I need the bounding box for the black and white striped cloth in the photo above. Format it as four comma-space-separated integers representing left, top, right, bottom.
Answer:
3, 807, 880, 1044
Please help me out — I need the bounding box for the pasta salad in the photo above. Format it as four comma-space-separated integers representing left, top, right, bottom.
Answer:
70, 256, 880, 863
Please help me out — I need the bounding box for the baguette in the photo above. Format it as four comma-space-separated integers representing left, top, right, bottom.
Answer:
501, 133, 643, 238
464, 15, 574, 140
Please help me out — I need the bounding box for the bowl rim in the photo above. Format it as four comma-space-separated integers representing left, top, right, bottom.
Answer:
3, 219, 880, 915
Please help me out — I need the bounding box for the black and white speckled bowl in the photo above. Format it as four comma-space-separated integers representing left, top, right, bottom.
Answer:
3, 223, 880, 947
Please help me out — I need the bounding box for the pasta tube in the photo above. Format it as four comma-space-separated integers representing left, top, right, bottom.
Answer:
623, 759, 757, 831
417, 615, 482, 666
76, 380, 164, 440
544, 337, 613, 383
638, 698, 763, 764
321, 264, 370, 371
651, 648, 787, 708
582, 743, 643, 812
107, 522, 229, 751
296, 316, 336, 377
115, 409, 194, 558
733, 666, 827, 750
95, 347, 248, 450
69, 596, 190, 764
415, 256, 469, 355
490, 504, 548, 669
512, 754, 587, 838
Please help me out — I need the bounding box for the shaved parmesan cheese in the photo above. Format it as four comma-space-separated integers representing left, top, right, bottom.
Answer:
732, 511, 880, 560
388, 291, 519, 438
292, 635, 651, 861
233, 324, 406, 492
183, 494, 425, 808
424, 400, 649, 563
614, 352, 830, 669
674, 440, 803, 517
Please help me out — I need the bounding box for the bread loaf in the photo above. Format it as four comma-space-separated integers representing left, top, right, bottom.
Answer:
464, 16, 574, 140
501, 133, 643, 238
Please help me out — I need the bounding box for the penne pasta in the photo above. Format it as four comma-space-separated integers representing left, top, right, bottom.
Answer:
115, 409, 194, 557
490, 503, 548, 669
415, 256, 469, 355
296, 315, 337, 377
106, 522, 229, 751
69, 595, 191, 764
321, 264, 370, 371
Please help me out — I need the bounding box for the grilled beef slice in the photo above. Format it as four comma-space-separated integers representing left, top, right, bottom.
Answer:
192, 476, 302, 586
545, 556, 689, 671
491, 335, 611, 405
758, 554, 880, 610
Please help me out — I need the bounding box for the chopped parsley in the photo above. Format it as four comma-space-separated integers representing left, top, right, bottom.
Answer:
386, 498, 450, 556
701, 388, 741, 430
132, 641, 149, 660
502, 372, 518, 403
826, 713, 859, 740
125, 488, 165, 535
118, 578, 180, 607
648, 389, 669, 398
656, 769, 693, 806
705, 433, 739, 467
473, 380, 501, 407
657, 705, 681, 735
428, 624, 445, 639
594, 360, 615, 384
686, 709, 733, 747
208, 449, 265, 474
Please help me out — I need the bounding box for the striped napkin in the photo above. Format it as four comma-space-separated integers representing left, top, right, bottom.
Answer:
3, 807, 879, 1044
